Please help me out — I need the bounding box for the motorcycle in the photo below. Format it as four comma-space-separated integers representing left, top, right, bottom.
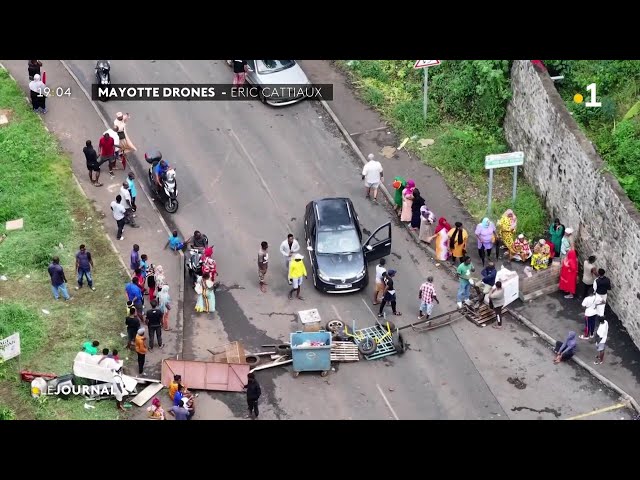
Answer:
184, 235, 219, 290
145, 149, 179, 213
95, 60, 111, 102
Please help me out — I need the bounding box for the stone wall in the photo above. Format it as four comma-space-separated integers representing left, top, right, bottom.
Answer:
504, 60, 640, 348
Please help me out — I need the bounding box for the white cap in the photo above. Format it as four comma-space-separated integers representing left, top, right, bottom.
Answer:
116, 112, 123, 118
565, 228, 574, 234
518, 234, 524, 239
368, 153, 375, 160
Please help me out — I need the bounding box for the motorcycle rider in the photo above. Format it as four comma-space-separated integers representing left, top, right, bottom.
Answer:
185, 230, 209, 250
153, 159, 170, 194
95, 60, 111, 82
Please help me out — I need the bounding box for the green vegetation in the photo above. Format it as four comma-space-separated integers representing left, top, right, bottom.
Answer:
0, 68, 127, 420
337, 60, 550, 239
544, 60, 640, 207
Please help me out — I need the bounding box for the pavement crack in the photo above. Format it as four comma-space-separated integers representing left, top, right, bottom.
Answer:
511, 406, 561, 418
260, 312, 298, 322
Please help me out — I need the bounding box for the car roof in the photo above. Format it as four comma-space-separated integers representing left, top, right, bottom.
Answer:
314, 198, 354, 230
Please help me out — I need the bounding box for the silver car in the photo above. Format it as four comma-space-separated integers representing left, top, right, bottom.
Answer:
226, 60, 311, 106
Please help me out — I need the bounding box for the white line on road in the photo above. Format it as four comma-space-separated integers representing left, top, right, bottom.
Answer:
362, 298, 380, 320
376, 383, 400, 420
330, 304, 343, 321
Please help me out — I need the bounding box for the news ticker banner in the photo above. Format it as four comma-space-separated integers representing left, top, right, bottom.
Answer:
91, 84, 334, 101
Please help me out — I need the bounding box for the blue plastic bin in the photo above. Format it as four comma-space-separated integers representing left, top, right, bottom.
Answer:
290, 330, 332, 377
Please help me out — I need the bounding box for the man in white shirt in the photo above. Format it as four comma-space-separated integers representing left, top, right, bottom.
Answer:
362, 153, 384, 203
373, 258, 387, 304
119, 182, 138, 228
110, 194, 127, 241
111, 366, 129, 411
594, 317, 609, 365
279, 234, 300, 285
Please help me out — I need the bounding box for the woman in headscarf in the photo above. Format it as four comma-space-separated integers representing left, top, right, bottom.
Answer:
511, 234, 533, 262
418, 204, 436, 242
28, 60, 42, 80
410, 188, 425, 231
157, 284, 172, 331
147, 397, 165, 420
400, 179, 416, 223
474, 217, 496, 266
497, 209, 517, 257
147, 264, 157, 303
531, 239, 551, 270
561, 228, 574, 258
447, 221, 468, 265
548, 218, 565, 257
428, 217, 451, 262
553, 331, 577, 364
28, 74, 47, 113
195, 272, 216, 314
559, 248, 578, 299
392, 176, 407, 216
200, 246, 217, 282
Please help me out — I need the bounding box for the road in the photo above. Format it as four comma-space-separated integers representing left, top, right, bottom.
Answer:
62, 60, 633, 420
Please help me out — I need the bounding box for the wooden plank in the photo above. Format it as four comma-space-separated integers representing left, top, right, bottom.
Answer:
131, 382, 164, 407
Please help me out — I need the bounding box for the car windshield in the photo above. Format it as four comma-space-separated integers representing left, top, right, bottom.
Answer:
256, 60, 296, 75
317, 229, 361, 254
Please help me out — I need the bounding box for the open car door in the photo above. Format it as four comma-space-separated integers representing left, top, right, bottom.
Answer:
363, 222, 391, 262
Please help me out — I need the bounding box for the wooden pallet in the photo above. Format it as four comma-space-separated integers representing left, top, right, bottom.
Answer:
519, 260, 561, 301
330, 341, 360, 362
463, 302, 509, 327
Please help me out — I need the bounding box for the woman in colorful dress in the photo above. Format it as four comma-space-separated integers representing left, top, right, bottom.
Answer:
559, 248, 578, 299
497, 209, 518, 257
400, 179, 416, 223
474, 217, 496, 266
201, 246, 217, 282
392, 176, 407, 216
512, 234, 533, 262
419, 204, 436, 242
531, 239, 551, 270
548, 218, 565, 257
157, 284, 172, 331
410, 188, 425, 231
428, 217, 451, 262
447, 221, 468, 265
147, 397, 165, 420
195, 272, 216, 314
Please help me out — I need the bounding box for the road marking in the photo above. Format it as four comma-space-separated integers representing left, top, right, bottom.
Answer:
565, 402, 629, 420
361, 298, 380, 320
349, 125, 388, 137
376, 383, 400, 420
228, 129, 288, 232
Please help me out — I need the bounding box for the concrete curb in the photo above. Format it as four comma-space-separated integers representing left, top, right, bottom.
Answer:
58, 60, 186, 357
315, 88, 640, 417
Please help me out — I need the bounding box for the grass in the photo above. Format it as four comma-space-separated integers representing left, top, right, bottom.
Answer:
0, 67, 129, 420
336, 60, 549, 239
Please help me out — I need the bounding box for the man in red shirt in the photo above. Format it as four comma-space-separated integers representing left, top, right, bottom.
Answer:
98, 132, 116, 178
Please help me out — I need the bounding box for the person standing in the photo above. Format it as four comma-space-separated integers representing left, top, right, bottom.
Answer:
75, 244, 95, 291
145, 299, 163, 350
489, 281, 506, 329
373, 258, 387, 305
410, 188, 425, 231
233, 60, 248, 85
130, 244, 141, 272
258, 241, 269, 293
279, 234, 300, 285
448, 222, 469, 265
120, 182, 137, 227
392, 176, 407, 215
83, 140, 102, 186
418, 204, 436, 243
99, 131, 117, 178
125, 306, 140, 350
594, 317, 609, 365
475, 218, 496, 266
110, 194, 126, 241
362, 153, 384, 203
48, 256, 71, 301
28, 74, 47, 113
125, 277, 145, 323
428, 217, 452, 262
456, 256, 475, 309
559, 248, 578, 299
288, 254, 308, 300
135, 328, 148, 375
560, 228, 574, 258
579, 294, 604, 340
400, 180, 416, 223
158, 284, 172, 331
114, 112, 136, 158
581, 255, 597, 299
112, 366, 129, 411
244, 372, 262, 420
593, 269, 612, 300
497, 209, 518, 258
418, 276, 439, 319
127, 172, 138, 212
378, 270, 401, 317
28, 60, 42, 80
548, 218, 565, 257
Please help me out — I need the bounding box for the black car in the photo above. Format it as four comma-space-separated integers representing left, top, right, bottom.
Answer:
304, 198, 391, 293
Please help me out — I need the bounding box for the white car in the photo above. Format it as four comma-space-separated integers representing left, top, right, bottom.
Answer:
226, 60, 312, 106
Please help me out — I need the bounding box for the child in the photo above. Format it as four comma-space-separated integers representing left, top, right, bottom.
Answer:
147, 264, 157, 303
130, 244, 140, 271
165, 230, 184, 252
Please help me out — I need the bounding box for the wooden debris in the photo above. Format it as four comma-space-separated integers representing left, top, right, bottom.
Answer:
331, 341, 360, 362
249, 356, 292, 373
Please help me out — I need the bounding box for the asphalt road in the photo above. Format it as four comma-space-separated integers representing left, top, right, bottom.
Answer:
62, 60, 633, 420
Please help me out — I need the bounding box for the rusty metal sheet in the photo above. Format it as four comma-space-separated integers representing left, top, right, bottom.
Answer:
161, 359, 250, 392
